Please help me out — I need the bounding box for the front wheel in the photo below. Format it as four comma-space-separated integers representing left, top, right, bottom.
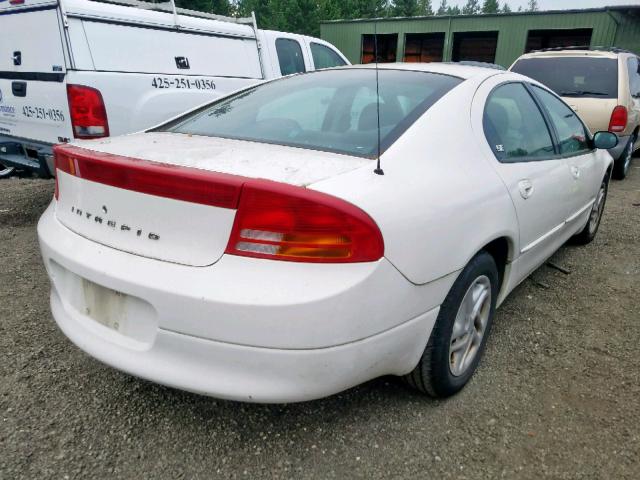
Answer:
570, 178, 608, 245
403, 251, 498, 398
613, 134, 635, 180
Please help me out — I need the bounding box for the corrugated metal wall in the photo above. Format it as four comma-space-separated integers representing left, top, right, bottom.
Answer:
321, 10, 639, 67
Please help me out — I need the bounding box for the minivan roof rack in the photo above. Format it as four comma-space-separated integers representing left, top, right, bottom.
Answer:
92, 0, 254, 25
531, 45, 637, 55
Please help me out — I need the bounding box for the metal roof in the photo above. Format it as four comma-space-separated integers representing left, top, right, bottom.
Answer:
320, 5, 640, 24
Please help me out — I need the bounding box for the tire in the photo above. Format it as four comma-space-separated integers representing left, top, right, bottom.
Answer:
403, 251, 498, 398
570, 177, 608, 245
0, 161, 15, 179
612, 134, 636, 180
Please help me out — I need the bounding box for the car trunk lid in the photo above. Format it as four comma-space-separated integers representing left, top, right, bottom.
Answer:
53, 134, 370, 266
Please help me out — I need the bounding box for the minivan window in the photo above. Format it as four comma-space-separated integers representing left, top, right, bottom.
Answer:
511, 57, 618, 99
275, 38, 306, 76
483, 83, 555, 162
160, 69, 462, 158
311, 43, 347, 69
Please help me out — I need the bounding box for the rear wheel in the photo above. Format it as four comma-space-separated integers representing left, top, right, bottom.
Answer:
0, 161, 15, 179
613, 134, 636, 180
570, 178, 608, 245
403, 251, 498, 398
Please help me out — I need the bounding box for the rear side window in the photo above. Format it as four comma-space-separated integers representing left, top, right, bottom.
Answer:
532, 86, 591, 155
511, 57, 618, 99
627, 57, 640, 97
276, 38, 306, 76
311, 43, 346, 69
483, 83, 555, 162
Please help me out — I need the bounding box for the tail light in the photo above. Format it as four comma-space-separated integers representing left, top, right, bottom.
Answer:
53, 145, 384, 263
226, 181, 384, 263
608, 106, 628, 133
66, 85, 109, 139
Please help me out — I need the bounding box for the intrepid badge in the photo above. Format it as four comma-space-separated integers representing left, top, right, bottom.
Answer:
71, 205, 160, 241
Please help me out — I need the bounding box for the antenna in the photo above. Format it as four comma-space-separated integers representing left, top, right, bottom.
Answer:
373, 19, 384, 176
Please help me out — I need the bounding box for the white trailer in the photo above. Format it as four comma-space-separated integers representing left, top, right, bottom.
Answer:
0, 0, 349, 177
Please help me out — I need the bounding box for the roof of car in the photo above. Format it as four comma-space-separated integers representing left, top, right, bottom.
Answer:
515, 49, 622, 60
348, 62, 506, 80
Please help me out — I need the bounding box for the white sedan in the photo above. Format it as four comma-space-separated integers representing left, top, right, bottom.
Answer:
38, 64, 617, 402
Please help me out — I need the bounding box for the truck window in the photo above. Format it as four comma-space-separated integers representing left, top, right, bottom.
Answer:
275, 38, 306, 76
310, 43, 346, 69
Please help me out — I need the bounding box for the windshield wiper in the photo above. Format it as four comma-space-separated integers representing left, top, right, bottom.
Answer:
560, 90, 608, 97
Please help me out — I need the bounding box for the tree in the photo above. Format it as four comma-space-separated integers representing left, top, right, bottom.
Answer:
462, 0, 480, 15
175, 0, 230, 15
392, 0, 419, 17
482, 0, 499, 14
527, 0, 538, 11
418, 0, 434, 15
436, 0, 448, 15
447, 5, 461, 14
502, 2, 512, 13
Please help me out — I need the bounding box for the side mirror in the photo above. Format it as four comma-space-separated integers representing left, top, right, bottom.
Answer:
593, 131, 618, 150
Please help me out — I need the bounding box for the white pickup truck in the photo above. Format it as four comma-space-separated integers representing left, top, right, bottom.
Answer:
0, 0, 349, 177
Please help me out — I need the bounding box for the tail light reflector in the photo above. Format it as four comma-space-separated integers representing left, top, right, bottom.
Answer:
225, 181, 384, 263
66, 85, 110, 139
608, 106, 628, 133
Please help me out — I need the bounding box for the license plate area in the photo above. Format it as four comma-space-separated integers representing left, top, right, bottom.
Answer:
49, 260, 158, 346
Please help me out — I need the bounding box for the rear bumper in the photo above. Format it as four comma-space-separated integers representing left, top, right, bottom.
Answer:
38, 203, 449, 402
0, 135, 54, 176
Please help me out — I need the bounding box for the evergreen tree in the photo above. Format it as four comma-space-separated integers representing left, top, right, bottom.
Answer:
527, 0, 538, 11
447, 5, 461, 14
482, 0, 499, 14
436, 0, 448, 15
418, 0, 434, 15
392, 0, 420, 17
462, 0, 480, 15
501, 2, 512, 13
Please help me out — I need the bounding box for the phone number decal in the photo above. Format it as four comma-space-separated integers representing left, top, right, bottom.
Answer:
22, 106, 65, 122
151, 77, 216, 90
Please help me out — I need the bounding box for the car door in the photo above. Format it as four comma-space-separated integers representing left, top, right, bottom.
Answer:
529, 84, 601, 227
474, 79, 575, 279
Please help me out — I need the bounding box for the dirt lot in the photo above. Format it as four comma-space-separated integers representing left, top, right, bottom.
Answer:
1, 164, 639, 479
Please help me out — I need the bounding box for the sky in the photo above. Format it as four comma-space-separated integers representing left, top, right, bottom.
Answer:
446, 0, 640, 10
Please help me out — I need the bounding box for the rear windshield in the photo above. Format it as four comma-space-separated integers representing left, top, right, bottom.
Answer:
511, 57, 618, 99
158, 69, 462, 158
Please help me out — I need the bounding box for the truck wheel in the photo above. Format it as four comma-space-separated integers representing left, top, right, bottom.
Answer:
403, 251, 498, 398
0, 161, 15, 178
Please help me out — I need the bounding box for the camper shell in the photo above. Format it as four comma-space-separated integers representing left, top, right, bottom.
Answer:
0, 0, 348, 177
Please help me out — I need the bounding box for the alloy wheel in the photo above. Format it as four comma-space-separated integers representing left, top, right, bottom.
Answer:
588, 183, 607, 235
449, 275, 492, 377
0, 161, 15, 178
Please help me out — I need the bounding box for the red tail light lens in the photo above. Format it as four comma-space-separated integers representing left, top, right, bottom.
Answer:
226, 181, 384, 263
53, 145, 243, 207
66, 85, 110, 139
608, 106, 628, 133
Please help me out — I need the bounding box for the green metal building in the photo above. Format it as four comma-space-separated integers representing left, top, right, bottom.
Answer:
320, 6, 640, 68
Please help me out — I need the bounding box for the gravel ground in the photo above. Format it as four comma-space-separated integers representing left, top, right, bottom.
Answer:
1, 162, 639, 480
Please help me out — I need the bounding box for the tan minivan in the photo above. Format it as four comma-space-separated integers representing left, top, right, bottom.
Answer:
510, 48, 640, 179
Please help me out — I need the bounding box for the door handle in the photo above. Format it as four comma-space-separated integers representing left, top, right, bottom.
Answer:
518, 179, 534, 199
571, 166, 580, 179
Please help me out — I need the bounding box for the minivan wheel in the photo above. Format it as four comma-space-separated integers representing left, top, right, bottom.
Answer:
403, 251, 498, 398
613, 134, 635, 180
0, 161, 15, 178
571, 178, 608, 245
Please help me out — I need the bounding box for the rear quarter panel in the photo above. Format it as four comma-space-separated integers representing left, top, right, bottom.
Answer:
310, 76, 519, 286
